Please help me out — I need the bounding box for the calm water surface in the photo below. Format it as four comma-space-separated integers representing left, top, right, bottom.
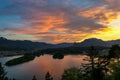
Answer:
0, 55, 88, 80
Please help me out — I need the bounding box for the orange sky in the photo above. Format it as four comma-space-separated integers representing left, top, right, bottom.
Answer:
0, 0, 120, 43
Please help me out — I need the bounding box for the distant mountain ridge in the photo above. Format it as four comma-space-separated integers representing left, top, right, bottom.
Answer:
75, 38, 120, 47
0, 37, 120, 51
0, 37, 73, 51
0, 37, 53, 51
77, 38, 106, 47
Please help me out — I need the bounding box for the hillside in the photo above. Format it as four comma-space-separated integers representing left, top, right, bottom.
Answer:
0, 37, 120, 51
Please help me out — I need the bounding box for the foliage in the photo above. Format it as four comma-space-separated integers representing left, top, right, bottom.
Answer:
45, 72, 53, 80
62, 68, 83, 80
0, 62, 7, 80
109, 44, 120, 58
32, 75, 37, 80
109, 61, 120, 80
53, 53, 64, 59
62, 45, 120, 80
0, 62, 16, 80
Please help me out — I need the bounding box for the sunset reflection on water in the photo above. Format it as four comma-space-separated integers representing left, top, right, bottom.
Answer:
1, 55, 88, 80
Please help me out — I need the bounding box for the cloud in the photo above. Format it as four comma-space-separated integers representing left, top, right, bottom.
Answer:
0, 0, 119, 43
106, 0, 120, 11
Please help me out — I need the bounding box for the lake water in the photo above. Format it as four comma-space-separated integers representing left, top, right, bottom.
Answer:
0, 55, 88, 80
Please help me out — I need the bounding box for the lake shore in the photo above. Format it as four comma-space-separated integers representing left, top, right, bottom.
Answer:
0, 51, 25, 57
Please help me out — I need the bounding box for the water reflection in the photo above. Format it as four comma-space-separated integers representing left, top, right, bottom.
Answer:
0, 55, 88, 80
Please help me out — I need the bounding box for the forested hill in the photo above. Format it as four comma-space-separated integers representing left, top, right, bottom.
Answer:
0, 37, 53, 51
0, 37, 73, 51
0, 37, 120, 51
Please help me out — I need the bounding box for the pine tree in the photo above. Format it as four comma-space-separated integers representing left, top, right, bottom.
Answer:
45, 72, 53, 80
0, 62, 8, 80
32, 75, 37, 80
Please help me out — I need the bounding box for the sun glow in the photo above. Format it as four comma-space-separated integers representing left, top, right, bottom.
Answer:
78, 15, 120, 42
97, 15, 120, 40
108, 15, 120, 27
107, 15, 120, 36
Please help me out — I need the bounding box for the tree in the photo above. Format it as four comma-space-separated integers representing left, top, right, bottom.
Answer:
62, 46, 111, 80
80, 46, 109, 80
0, 62, 8, 80
62, 68, 83, 80
109, 44, 120, 60
45, 72, 53, 80
0, 62, 16, 80
32, 75, 37, 80
109, 61, 120, 80
109, 45, 120, 80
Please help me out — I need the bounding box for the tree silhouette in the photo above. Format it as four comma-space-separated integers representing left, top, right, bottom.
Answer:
32, 75, 37, 80
61, 46, 115, 80
0, 62, 9, 80
78, 46, 112, 80
109, 44, 120, 59
0, 62, 16, 80
62, 68, 83, 80
45, 72, 53, 80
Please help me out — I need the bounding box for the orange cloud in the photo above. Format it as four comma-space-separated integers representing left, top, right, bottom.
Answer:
12, 13, 67, 34
79, 5, 118, 23
5, 0, 120, 43
34, 14, 66, 32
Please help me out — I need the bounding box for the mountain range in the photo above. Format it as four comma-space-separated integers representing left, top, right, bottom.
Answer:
75, 38, 120, 47
0, 37, 120, 51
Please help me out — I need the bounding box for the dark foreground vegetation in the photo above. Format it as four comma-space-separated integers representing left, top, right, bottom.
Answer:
0, 63, 16, 80
1, 44, 120, 80
61, 44, 120, 80
5, 55, 35, 66
39, 46, 107, 55
53, 53, 64, 59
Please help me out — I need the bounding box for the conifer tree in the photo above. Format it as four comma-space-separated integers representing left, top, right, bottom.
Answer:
0, 62, 8, 80
32, 75, 37, 80
45, 72, 53, 80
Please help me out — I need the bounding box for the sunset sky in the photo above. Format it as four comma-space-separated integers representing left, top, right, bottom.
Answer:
0, 0, 120, 43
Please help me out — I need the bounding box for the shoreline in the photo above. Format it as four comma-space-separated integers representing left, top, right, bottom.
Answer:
0, 51, 25, 57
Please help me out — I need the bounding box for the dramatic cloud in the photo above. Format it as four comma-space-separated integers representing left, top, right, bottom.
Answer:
0, 0, 120, 43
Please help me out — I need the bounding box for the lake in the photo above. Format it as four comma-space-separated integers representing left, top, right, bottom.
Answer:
0, 55, 88, 80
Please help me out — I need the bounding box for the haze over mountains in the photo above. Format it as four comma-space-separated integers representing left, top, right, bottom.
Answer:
0, 37, 120, 51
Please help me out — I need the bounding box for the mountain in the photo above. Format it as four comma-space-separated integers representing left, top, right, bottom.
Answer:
0, 37, 73, 51
106, 40, 120, 46
0, 37, 120, 51
0, 37, 52, 51
54, 43, 74, 48
75, 38, 107, 47
74, 38, 120, 47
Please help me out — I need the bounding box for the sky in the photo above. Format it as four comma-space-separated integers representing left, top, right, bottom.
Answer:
0, 0, 120, 43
